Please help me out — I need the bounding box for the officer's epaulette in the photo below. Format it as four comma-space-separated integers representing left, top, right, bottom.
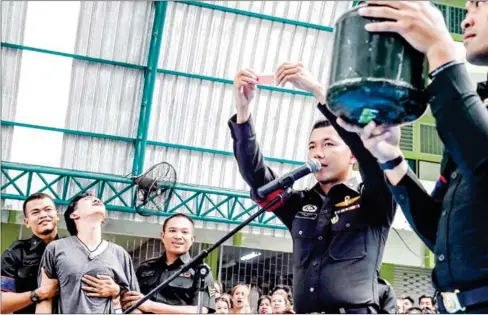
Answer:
138, 256, 161, 267
5, 239, 31, 253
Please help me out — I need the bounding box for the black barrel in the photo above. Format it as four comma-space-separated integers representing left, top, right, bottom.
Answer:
326, 4, 428, 126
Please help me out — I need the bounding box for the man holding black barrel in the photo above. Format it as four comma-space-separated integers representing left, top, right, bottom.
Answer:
337, 1, 488, 313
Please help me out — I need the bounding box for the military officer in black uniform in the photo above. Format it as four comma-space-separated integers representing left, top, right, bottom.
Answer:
121, 213, 216, 313
337, 2, 488, 313
228, 64, 396, 313
1, 193, 60, 313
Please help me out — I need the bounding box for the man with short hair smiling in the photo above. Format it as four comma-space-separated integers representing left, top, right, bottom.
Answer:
419, 295, 435, 312
121, 213, 216, 314
1, 193, 60, 314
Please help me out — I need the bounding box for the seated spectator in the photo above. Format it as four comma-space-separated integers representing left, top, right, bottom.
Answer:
216, 296, 230, 314
271, 284, 293, 306
401, 295, 415, 312
397, 298, 406, 314
406, 307, 423, 314
257, 295, 272, 314
418, 295, 435, 313
271, 290, 294, 314
230, 284, 251, 313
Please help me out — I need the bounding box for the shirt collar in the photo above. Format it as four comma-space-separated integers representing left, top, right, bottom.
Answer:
312, 177, 361, 196
159, 251, 192, 268
29, 234, 59, 251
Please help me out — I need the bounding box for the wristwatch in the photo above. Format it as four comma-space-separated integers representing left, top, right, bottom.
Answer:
379, 155, 404, 170
30, 290, 41, 303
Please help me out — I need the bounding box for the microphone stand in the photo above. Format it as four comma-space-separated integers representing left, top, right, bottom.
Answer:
124, 187, 293, 314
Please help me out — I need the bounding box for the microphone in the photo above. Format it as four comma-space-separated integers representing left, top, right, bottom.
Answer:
256, 159, 321, 199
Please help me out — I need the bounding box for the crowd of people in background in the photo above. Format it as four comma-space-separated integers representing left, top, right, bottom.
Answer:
397, 295, 438, 314
212, 280, 437, 314
213, 282, 294, 314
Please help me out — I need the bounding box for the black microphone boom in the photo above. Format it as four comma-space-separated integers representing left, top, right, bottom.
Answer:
256, 159, 321, 199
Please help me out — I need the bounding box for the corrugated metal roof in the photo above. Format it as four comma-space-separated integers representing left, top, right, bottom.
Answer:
204, 1, 352, 26
159, 2, 337, 87
75, 1, 154, 65
1, 1, 27, 161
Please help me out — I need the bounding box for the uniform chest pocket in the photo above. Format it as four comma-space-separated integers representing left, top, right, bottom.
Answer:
139, 271, 158, 293
291, 218, 317, 266
169, 276, 194, 290
329, 209, 367, 261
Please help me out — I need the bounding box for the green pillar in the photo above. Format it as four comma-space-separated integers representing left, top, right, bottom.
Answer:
380, 263, 395, 285
233, 232, 242, 246
132, 1, 168, 175
202, 244, 220, 280
425, 247, 435, 269
1, 223, 20, 253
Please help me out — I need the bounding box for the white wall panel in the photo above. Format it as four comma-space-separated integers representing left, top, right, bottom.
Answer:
1, 1, 28, 161
75, 1, 153, 65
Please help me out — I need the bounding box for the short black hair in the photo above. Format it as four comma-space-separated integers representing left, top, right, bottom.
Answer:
64, 193, 92, 236
162, 213, 194, 233
402, 295, 415, 305
405, 307, 423, 314
419, 295, 435, 306
23, 193, 55, 217
312, 120, 331, 131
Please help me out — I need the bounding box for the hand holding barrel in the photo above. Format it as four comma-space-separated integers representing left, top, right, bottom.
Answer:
336, 119, 402, 164
359, 1, 461, 72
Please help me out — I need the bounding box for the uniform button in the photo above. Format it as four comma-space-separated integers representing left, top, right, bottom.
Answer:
346, 223, 351, 228
299, 231, 303, 235
442, 211, 447, 216
438, 254, 445, 262
313, 261, 318, 266
318, 236, 323, 240
310, 287, 315, 292
451, 172, 457, 179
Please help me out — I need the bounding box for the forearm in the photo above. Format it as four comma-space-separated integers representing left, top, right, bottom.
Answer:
35, 299, 52, 314
427, 64, 488, 176
147, 301, 207, 314
387, 168, 441, 251
1, 291, 33, 314
229, 115, 277, 190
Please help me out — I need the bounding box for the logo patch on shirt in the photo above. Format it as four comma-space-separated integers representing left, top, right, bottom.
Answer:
179, 272, 192, 278
302, 204, 317, 212
295, 212, 318, 220
141, 270, 155, 277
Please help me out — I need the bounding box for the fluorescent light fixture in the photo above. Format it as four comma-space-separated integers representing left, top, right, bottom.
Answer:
240, 252, 261, 261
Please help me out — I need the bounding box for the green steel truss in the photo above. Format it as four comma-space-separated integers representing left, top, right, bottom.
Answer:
0, 161, 286, 230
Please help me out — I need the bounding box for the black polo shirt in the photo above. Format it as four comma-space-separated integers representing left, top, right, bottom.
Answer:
1, 235, 57, 314
136, 252, 216, 313
228, 108, 396, 313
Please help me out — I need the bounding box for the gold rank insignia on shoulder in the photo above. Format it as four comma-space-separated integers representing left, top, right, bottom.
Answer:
335, 195, 360, 208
